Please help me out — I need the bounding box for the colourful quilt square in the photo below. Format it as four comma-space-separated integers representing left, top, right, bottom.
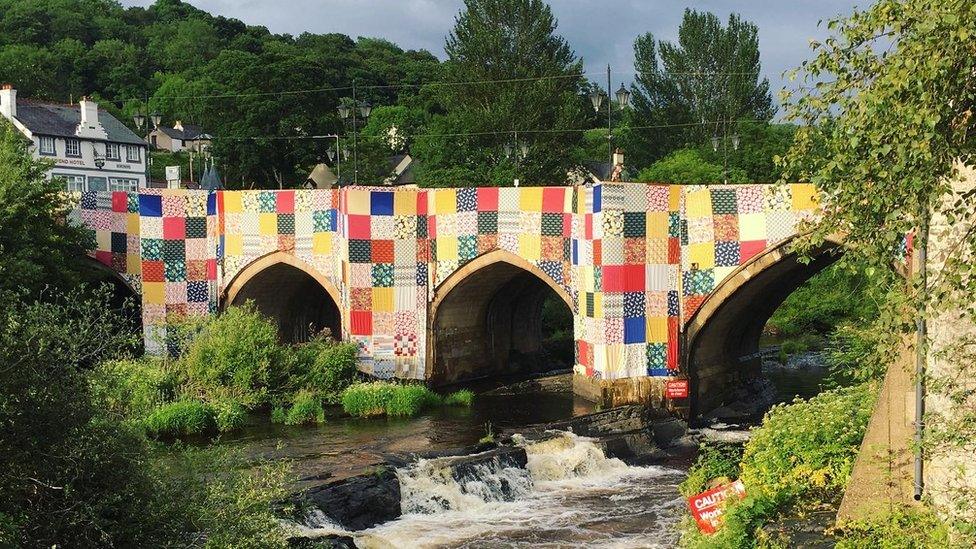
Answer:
276, 191, 295, 213
139, 194, 162, 217
164, 260, 186, 282
715, 241, 741, 267
313, 210, 333, 232
186, 217, 207, 238
111, 232, 127, 253
162, 217, 185, 239
710, 188, 737, 214
477, 187, 498, 211
456, 188, 476, 212
371, 191, 394, 216
540, 213, 563, 236
277, 213, 295, 234
542, 187, 565, 212
349, 239, 372, 263
162, 240, 185, 261
740, 240, 767, 262
372, 240, 394, 263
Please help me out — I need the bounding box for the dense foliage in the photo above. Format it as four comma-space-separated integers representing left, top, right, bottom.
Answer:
679, 384, 876, 548
341, 382, 473, 418
0, 119, 90, 297
96, 303, 361, 436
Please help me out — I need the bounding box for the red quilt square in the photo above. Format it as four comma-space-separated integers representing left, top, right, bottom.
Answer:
95, 250, 112, 266
347, 215, 371, 239
112, 192, 128, 212
542, 187, 565, 212
684, 295, 706, 317
585, 214, 593, 239
740, 240, 767, 263
602, 265, 624, 291
416, 191, 428, 215
593, 239, 602, 265
667, 317, 680, 370
207, 259, 217, 280
350, 310, 372, 335
428, 217, 437, 239
668, 237, 681, 264
563, 213, 573, 237
163, 217, 185, 239
142, 260, 164, 282
477, 187, 498, 211
622, 264, 645, 292
276, 191, 295, 213
372, 240, 394, 263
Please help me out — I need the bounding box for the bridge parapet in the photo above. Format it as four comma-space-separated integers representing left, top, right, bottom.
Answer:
73, 182, 820, 408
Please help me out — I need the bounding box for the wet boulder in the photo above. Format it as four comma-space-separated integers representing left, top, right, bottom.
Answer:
302, 468, 401, 531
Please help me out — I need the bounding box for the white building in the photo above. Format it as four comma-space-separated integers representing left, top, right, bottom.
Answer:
0, 84, 148, 191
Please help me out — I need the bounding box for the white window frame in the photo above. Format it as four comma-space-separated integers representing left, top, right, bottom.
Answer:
109, 177, 138, 192
38, 136, 55, 156
126, 145, 141, 163
65, 138, 81, 157
106, 143, 120, 161
56, 173, 85, 192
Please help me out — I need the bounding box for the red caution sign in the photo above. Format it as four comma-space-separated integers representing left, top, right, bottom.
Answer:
665, 378, 689, 399
687, 480, 747, 534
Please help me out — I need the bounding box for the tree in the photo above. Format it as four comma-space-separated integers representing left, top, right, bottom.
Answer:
413, 0, 586, 186
637, 148, 747, 184
781, 0, 976, 530
696, 120, 796, 182
626, 9, 774, 170
0, 119, 90, 298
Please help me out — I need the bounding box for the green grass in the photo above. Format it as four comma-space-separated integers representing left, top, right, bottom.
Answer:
142, 399, 215, 437
284, 390, 326, 425
443, 389, 475, 407
341, 382, 443, 418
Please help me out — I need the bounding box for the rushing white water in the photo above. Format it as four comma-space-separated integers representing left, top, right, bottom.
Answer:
306, 431, 686, 548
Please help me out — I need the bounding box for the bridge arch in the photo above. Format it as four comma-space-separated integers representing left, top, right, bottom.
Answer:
80, 256, 142, 333
685, 235, 844, 415
223, 251, 342, 343
427, 249, 575, 384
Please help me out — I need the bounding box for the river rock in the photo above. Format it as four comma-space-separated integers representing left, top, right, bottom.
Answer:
302, 468, 401, 531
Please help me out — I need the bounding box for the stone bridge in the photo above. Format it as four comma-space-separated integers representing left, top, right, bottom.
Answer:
72, 182, 826, 414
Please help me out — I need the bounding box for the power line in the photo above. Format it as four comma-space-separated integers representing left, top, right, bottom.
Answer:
99, 69, 773, 106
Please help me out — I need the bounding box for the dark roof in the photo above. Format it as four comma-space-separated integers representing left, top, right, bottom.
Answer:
582, 160, 631, 182
15, 100, 145, 146
393, 158, 416, 185
155, 123, 208, 141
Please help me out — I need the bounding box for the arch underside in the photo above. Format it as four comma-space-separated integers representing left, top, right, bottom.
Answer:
226, 259, 341, 344
430, 255, 573, 385
687, 241, 842, 415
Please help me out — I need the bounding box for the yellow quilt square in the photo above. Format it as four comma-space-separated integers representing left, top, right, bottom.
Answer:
372, 287, 394, 312
646, 317, 669, 343
791, 184, 818, 210
688, 242, 716, 268
142, 282, 164, 304
394, 190, 417, 215
646, 211, 669, 238
518, 187, 543, 211
259, 213, 277, 235
126, 254, 140, 275
668, 185, 682, 210
95, 230, 111, 252
435, 189, 457, 214
593, 292, 603, 317
127, 212, 140, 233
739, 213, 767, 240
685, 189, 712, 218
437, 237, 458, 261
224, 234, 243, 256
518, 233, 541, 260
312, 233, 332, 254
346, 189, 371, 215
223, 192, 242, 213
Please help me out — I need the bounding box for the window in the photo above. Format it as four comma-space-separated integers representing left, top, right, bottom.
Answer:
109, 177, 138, 192
65, 138, 81, 157
126, 145, 141, 163
106, 143, 120, 161
56, 173, 85, 192
87, 176, 107, 192
38, 136, 55, 155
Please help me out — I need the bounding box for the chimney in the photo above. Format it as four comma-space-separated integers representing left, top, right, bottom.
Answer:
0, 84, 16, 119
76, 96, 107, 139
174, 120, 183, 131
612, 147, 625, 167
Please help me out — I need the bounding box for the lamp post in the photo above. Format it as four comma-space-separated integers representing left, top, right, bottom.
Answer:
321, 134, 341, 181
589, 64, 631, 166
710, 120, 740, 184
504, 131, 529, 187
133, 108, 160, 187
337, 81, 373, 185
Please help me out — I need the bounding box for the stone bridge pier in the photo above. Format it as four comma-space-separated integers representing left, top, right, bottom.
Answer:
73, 182, 823, 416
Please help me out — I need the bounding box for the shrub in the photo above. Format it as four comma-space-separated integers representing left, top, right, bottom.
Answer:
92, 357, 179, 420
341, 382, 442, 418
178, 303, 280, 407
304, 342, 359, 403
211, 397, 248, 432
443, 389, 475, 407
739, 384, 875, 498
284, 390, 326, 425
833, 507, 954, 548
142, 400, 215, 437
680, 441, 745, 497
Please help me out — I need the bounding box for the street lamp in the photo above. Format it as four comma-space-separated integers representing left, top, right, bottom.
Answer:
150, 112, 161, 128
591, 64, 632, 166
504, 131, 529, 187
711, 125, 741, 184
337, 85, 373, 185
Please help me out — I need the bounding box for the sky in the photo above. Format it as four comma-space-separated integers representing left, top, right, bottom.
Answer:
121, 0, 863, 106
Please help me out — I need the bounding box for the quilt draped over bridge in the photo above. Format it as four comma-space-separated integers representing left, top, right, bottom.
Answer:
72, 182, 819, 384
